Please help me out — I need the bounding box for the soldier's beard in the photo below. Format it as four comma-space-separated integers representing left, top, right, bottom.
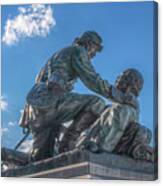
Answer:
88, 51, 96, 60
130, 87, 139, 97
87, 44, 97, 59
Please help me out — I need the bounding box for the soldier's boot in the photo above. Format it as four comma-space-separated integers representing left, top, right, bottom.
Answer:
131, 143, 154, 162
59, 111, 99, 153
127, 124, 154, 162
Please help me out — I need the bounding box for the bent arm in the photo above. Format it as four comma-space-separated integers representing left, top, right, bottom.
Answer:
72, 47, 113, 98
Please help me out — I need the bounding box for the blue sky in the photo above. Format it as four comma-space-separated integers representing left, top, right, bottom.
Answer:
1, 1, 156, 149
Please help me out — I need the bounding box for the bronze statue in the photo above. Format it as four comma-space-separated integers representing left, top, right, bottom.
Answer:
19, 31, 139, 162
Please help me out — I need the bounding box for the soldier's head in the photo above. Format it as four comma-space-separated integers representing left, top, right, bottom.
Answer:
73, 31, 103, 59
115, 68, 144, 97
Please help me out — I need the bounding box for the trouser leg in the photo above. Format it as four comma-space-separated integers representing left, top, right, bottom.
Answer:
57, 93, 106, 153
30, 93, 105, 160
58, 111, 99, 153
55, 93, 106, 123
31, 125, 59, 162
114, 122, 154, 162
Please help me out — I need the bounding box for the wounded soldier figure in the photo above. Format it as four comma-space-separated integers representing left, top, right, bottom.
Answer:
75, 68, 154, 162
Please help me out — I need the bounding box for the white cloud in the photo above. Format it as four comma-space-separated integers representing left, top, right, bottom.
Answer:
19, 139, 33, 153
2, 4, 56, 45
1, 127, 9, 136
0, 96, 8, 111
8, 121, 16, 127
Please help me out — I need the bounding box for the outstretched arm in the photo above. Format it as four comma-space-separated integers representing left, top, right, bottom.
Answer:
72, 47, 138, 108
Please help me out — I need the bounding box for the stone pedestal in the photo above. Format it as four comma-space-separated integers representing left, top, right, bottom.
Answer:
2, 149, 157, 180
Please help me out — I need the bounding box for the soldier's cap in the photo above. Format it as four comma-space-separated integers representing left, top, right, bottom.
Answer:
80, 31, 103, 52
